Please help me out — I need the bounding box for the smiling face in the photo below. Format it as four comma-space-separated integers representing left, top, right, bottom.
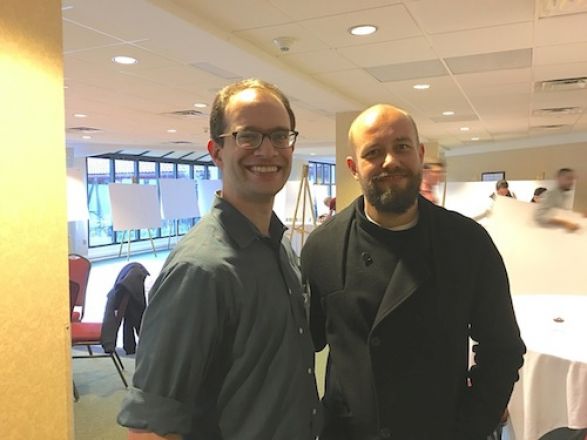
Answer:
347, 105, 424, 215
208, 88, 293, 211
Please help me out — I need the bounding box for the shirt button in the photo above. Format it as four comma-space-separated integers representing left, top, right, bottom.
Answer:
312, 408, 317, 415
288, 288, 292, 295
371, 336, 381, 347
298, 327, 304, 334
380, 427, 391, 438
307, 367, 313, 374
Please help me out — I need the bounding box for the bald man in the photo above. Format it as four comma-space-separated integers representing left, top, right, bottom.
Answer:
301, 105, 525, 440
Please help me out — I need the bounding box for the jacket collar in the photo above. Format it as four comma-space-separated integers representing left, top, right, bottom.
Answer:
212, 195, 286, 250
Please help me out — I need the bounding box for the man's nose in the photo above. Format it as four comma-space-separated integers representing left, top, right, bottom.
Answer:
382, 151, 396, 168
254, 135, 278, 157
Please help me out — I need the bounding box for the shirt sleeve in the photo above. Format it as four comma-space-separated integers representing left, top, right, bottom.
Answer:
118, 261, 231, 436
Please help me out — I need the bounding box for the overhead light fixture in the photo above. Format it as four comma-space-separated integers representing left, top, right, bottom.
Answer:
112, 55, 138, 65
193, 103, 207, 108
167, 129, 177, 133
349, 25, 378, 36
471, 137, 480, 141
442, 111, 455, 116
310, 153, 316, 156
460, 127, 470, 132
413, 84, 430, 90
73, 113, 87, 118
82, 135, 91, 140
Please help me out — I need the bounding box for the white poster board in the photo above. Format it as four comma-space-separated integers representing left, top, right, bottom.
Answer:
196, 179, 222, 216
482, 196, 587, 295
274, 180, 317, 225
66, 175, 89, 221
159, 179, 199, 220
108, 183, 161, 231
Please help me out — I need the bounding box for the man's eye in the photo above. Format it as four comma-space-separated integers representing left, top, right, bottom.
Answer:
396, 143, 412, 151
238, 132, 259, 142
363, 149, 379, 158
271, 132, 289, 141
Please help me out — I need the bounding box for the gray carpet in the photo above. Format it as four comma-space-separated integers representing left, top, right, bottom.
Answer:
72, 346, 135, 440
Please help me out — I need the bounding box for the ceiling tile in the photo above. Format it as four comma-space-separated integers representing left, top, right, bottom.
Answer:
405, 0, 534, 34
234, 23, 328, 54
454, 68, 532, 90
281, 49, 356, 74
366, 59, 448, 82
533, 61, 587, 82
299, 4, 421, 48
337, 37, 436, 67
269, 0, 396, 21
382, 76, 474, 116
535, 12, 587, 46
534, 41, 587, 65
62, 20, 123, 53
429, 22, 533, 58
169, 0, 293, 31
446, 48, 532, 75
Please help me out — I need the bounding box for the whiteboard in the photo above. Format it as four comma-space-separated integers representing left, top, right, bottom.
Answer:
196, 179, 222, 216
274, 180, 317, 224
66, 175, 89, 221
108, 183, 161, 231
159, 179, 199, 220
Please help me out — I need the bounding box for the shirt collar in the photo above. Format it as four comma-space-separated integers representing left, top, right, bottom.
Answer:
212, 195, 287, 249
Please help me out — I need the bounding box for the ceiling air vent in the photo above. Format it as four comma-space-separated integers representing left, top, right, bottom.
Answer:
169, 141, 193, 145
532, 107, 583, 116
535, 77, 587, 92
67, 126, 101, 133
167, 109, 205, 118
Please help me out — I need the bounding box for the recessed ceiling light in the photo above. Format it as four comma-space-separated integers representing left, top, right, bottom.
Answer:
82, 135, 91, 140
442, 111, 455, 116
471, 137, 480, 141
348, 25, 378, 36
310, 153, 316, 156
167, 129, 177, 133
460, 127, 470, 131
413, 84, 431, 90
194, 103, 207, 108
112, 55, 138, 65
73, 113, 87, 118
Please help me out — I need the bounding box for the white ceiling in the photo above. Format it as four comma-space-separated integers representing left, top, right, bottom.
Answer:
62, 0, 587, 160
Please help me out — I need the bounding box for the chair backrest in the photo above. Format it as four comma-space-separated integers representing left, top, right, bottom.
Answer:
68, 254, 91, 321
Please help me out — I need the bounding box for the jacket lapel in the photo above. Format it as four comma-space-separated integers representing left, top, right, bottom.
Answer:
372, 257, 431, 330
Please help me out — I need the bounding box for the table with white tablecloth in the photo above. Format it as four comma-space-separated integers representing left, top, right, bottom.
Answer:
508, 295, 587, 440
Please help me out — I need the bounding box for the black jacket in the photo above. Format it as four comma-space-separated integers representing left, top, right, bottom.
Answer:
101, 262, 149, 354
301, 196, 525, 440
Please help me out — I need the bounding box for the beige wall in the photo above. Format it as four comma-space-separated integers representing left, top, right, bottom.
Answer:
0, 1, 72, 439
447, 141, 587, 212
335, 111, 361, 211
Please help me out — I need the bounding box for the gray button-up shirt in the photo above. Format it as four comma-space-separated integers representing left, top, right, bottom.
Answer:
118, 197, 321, 439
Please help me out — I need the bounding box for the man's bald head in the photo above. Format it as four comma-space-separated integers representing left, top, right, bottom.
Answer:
348, 104, 420, 155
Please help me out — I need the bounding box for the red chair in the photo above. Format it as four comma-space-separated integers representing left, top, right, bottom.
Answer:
71, 290, 130, 390
68, 254, 91, 322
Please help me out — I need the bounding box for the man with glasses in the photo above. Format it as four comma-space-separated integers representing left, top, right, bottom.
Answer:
118, 79, 321, 440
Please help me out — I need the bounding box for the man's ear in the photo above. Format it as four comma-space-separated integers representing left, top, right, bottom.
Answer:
346, 156, 359, 180
207, 139, 222, 167
418, 143, 425, 163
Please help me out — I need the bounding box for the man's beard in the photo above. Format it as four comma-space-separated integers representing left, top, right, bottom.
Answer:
362, 168, 422, 214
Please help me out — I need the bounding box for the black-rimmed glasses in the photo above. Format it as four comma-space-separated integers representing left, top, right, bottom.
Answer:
217, 130, 298, 149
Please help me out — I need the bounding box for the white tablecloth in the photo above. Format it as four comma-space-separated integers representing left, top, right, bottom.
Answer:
509, 295, 587, 440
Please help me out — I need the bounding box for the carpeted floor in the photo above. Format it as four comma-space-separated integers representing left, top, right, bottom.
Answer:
72, 346, 135, 439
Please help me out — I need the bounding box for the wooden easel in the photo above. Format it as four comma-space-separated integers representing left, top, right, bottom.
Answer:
118, 229, 157, 260
290, 164, 316, 249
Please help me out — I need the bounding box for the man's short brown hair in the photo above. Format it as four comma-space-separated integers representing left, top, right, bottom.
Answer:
209, 78, 295, 144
